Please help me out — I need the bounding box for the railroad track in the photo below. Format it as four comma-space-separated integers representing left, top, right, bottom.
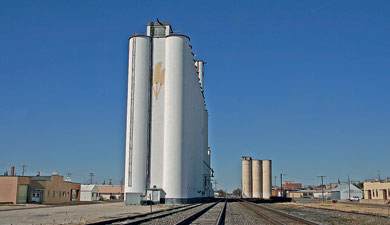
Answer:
87, 199, 227, 225
189, 199, 227, 225
239, 201, 320, 225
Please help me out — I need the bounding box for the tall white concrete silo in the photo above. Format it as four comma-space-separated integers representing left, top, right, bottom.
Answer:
252, 160, 263, 198
124, 35, 151, 204
262, 160, 272, 199
162, 35, 188, 200
242, 156, 252, 198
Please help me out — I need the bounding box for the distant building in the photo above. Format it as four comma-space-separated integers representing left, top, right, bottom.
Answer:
329, 184, 363, 200
282, 181, 302, 191
313, 191, 331, 199
287, 190, 316, 198
0, 173, 80, 204
97, 185, 124, 200
80, 185, 99, 201
362, 181, 390, 204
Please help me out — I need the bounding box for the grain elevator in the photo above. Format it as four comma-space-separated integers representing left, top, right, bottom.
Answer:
124, 22, 213, 204
242, 156, 272, 199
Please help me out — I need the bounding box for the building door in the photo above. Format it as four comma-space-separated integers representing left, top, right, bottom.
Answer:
31, 192, 41, 203
17, 185, 28, 203
383, 190, 387, 200
367, 190, 371, 199
71, 190, 78, 201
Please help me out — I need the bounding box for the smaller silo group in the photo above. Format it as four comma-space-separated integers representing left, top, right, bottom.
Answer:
241, 156, 272, 199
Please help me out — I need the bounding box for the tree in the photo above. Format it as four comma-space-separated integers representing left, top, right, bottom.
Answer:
232, 188, 242, 197
354, 182, 364, 189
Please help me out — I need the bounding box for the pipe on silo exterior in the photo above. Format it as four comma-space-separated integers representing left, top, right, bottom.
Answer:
124, 35, 151, 203
163, 35, 188, 201
252, 160, 263, 198
262, 160, 272, 199
198, 61, 204, 90
242, 156, 252, 198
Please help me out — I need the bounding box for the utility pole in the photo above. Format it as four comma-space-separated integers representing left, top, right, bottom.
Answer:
274, 176, 277, 187
317, 176, 326, 203
280, 173, 286, 197
348, 176, 351, 200
89, 173, 94, 185
21, 164, 27, 176
120, 178, 124, 197
213, 180, 218, 191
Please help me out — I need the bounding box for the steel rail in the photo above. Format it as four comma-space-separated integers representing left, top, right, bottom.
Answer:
174, 200, 222, 225
86, 204, 195, 225
254, 203, 320, 225
123, 203, 205, 225
239, 200, 320, 225
239, 202, 285, 225
216, 199, 227, 225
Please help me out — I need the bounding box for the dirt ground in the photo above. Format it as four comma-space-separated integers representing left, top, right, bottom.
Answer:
273, 200, 390, 217
293, 201, 390, 217
0, 202, 173, 225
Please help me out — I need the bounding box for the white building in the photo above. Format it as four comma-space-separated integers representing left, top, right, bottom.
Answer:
80, 185, 99, 201
124, 21, 212, 204
330, 184, 363, 200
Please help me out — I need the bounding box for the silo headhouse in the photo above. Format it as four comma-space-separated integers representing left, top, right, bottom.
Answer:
124, 21, 213, 204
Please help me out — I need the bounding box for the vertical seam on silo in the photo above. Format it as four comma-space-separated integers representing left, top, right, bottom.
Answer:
128, 38, 136, 187
146, 37, 153, 191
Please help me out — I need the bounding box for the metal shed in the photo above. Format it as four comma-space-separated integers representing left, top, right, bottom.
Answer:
80, 185, 99, 201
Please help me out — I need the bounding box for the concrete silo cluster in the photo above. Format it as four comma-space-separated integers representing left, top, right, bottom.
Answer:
242, 156, 272, 199
124, 22, 212, 204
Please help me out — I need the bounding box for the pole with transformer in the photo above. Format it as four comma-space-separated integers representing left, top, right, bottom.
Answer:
317, 176, 326, 203
280, 173, 286, 197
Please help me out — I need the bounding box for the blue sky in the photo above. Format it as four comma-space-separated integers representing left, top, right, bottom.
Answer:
1, 0, 389, 191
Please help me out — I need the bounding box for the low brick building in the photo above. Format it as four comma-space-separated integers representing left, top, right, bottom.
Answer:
363, 181, 390, 204
30, 175, 81, 204
0, 174, 80, 204
0, 176, 31, 204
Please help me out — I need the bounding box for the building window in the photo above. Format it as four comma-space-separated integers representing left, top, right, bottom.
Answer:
376, 189, 378, 197
53, 191, 55, 197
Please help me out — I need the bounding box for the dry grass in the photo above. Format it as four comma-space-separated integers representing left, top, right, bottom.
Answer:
282, 201, 390, 217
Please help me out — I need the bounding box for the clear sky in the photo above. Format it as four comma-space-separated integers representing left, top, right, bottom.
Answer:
1, 0, 389, 191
